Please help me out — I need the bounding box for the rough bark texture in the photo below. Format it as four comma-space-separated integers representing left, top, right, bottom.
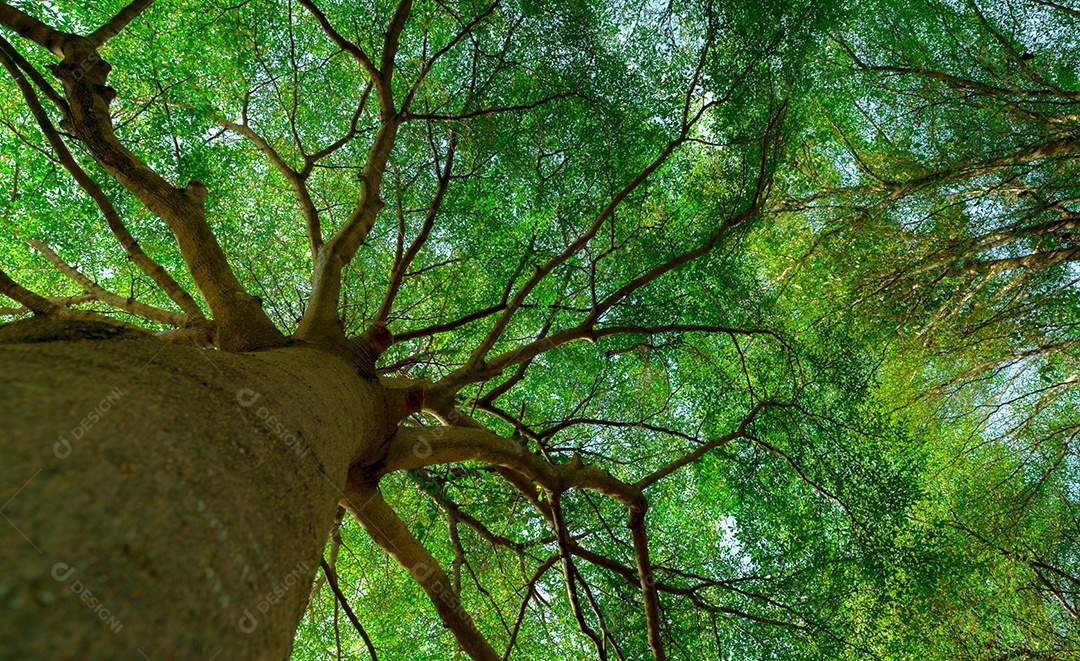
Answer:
0, 319, 388, 660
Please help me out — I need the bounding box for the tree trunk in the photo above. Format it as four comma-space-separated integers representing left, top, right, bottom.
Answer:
0, 319, 388, 660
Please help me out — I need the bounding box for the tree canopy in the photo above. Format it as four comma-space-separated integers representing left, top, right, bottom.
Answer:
0, 0, 1078, 659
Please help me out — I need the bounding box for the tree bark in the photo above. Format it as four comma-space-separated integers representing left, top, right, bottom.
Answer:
0, 318, 389, 660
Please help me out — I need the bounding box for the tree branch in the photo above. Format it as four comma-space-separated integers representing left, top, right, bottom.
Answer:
961, 246, 1080, 275
295, 117, 402, 341
0, 36, 204, 320
26, 238, 187, 327
340, 478, 501, 661
0, 8, 282, 349
0, 2, 71, 55
295, 0, 417, 341
635, 402, 766, 490
296, 0, 380, 82
372, 422, 668, 659
0, 265, 60, 315
215, 115, 326, 258
404, 92, 575, 121
0, 265, 136, 328
433, 99, 783, 398
0, 294, 93, 317
503, 553, 560, 660
373, 133, 455, 324
1030, 0, 1080, 20
86, 0, 155, 48
370, 426, 641, 504
319, 558, 379, 661
550, 492, 607, 660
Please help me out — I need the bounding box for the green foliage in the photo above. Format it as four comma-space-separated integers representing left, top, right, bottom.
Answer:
1, 0, 1079, 659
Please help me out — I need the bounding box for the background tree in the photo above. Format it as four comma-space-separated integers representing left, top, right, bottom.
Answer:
778, 0, 1080, 658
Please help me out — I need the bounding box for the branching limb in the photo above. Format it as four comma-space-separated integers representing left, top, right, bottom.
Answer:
550, 492, 607, 660
0, 36, 204, 320
320, 557, 379, 661
86, 0, 156, 47
0, 6, 281, 350
374, 423, 667, 658
503, 553, 560, 660
295, 112, 403, 341
373, 133, 456, 324
399, 0, 501, 114
371, 426, 639, 504
1030, 0, 1080, 20
636, 402, 766, 489
0, 294, 93, 318
296, 0, 380, 82
212, 85, 370, 260
405, 92, 576, 122
432, 101, 783, 399
293, 0, 418, 342
960, 246, 1080, 275
447, 135, 687, 385
412, 470, 529, 554
0, 265, 62, 316
214, 116, 326, 259
0, 2, 69, 55
0, 265, 139, 328
340, 478, 501, 661
26, 238, 187, 327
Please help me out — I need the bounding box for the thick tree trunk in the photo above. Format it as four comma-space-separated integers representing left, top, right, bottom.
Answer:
0, 319, 388, 660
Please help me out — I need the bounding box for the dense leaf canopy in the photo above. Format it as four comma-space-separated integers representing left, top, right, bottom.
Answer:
1, 0, 1078, 659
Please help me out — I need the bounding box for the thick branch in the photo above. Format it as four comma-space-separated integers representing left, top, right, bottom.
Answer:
86, 0, 155, 47
0, 265, 59, 315
296, 0, 414, 338
0, 294, 93, 317
295, 117, 402, 340
296, 0, 380, 81
0, 37, 204, 319
0, 9, 282, 349
373, 426, 642, 504
961, 246, 1080, 275
629, 505, 665, 661
27, 238, 187, 327
0, 2, 71, 55
884, 135, 1080, 200
376, 422, 667, 658
0, 266, 134, 327
341, 479, 500, 661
